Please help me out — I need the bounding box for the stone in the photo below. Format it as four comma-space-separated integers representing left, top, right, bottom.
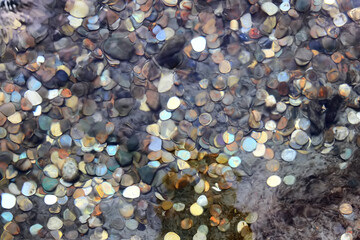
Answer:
103, 36, 135, 61
261, 2, 279, 16
115, 150, 133, 167
123, 185, 140, 199
115, 98, 135, 116
348, 7, 360, 22
47, 216, 63, 230
21, 181, 37, 196
1, 193, 16, 209
295, 48, 313, 66
44, 164, 59, 178
156, 36, 186, 69
24, 90, 42, 106
138, 165, 157, 185
240, 13, 252, 29
42, 177, 59, 192
295, 0, 310, 12
191, 36, 206, 52
146, 90, 160, 111
62, 158, 79, 182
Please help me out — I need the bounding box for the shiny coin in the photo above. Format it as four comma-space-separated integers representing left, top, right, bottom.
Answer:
253, 143, 266, 157
223, 131, 235, 144
228, 156, 241, 168
339, 203, 353, 215
267, 175, 281, 187
164, 232, 181, 240
160, 110, 172, 121
167, 96, 181, 110
190, 203, 204, 216
242, 137, 257, 152
281, 149, 296, 162
265, 120, 276, 131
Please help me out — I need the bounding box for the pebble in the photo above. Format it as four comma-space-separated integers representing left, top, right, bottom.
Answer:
191, 36, 206, 52
24, 90, 42, 106
333, 126, 349, 141
123, 185, 140, 199
1, 193, 16, 209
196, 195, 208, 207
261, 2, 279, 16
21, 181, 37, 196
47, 216, 63, 230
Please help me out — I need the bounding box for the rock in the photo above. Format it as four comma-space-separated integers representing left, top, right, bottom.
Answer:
1, 193, 16, 209
24, 90, 43, 106
114, 98, 135, 117
146, 90, 160, 111
295, 0, 310, 12
149, 136, 162, 151
261, 2, 279, 16
42, 177, 59, 192
103, 35, 135, 61
138, 166, 157, 185
240, 13, 252, 29
47, 216, 63, 230
123, 185, 140, 199
348, 7, 360, 22
156, 36, 186, 69
62, 158, 79, 182
115, 150, 133, 167
295, 48, 313, 66
0, 103, 15, 116
191, 36, 206, 52
43, 164, 59, 178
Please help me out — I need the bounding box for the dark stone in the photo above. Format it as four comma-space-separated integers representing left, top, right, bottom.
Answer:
325, 95, 343, 127
306, 101, 324, 135
115, 150, 133, 167
295, 0, 310, 12
103, 36, 135, 61
114, 98, 135, 116
156, 36, 186, 69
127, 135, 139, 152
138, 166, 157, 185
0, 152, 13, 164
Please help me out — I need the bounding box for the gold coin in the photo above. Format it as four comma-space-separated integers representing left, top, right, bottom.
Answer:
339, 203, 353, 215
267, 175, 281, 187
190, 203, 203, 216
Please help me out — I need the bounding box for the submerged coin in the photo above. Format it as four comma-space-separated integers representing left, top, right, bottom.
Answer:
267, 175, 281, 187
242, 137, 257, 152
